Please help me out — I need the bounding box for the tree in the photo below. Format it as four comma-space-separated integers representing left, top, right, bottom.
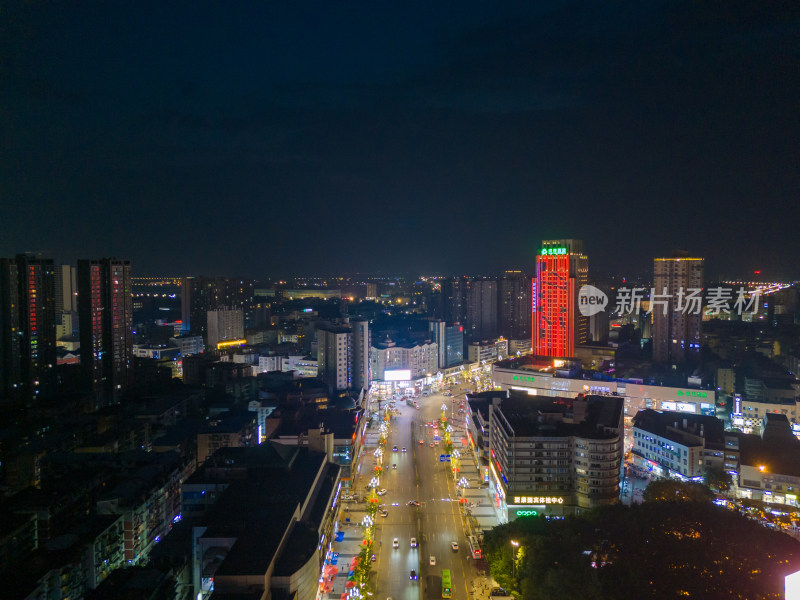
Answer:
642, 479, 714, 503
703, 466, 732, 493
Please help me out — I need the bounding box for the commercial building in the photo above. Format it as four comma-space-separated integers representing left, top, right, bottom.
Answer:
475, 391, 623, 518
499, 270, 531, 340
78, 258, 133, 401
467, 338, 509, 363
631, 409, 737, 480
181, 276, 254, 339
735, 413, 800, 506
179, 444, 340, 600
370, 338, 438, 381
207, 308, 244, 348
466, 278, 498, 342
652, 252, 704, 363
533, 239, 588, 357
492, 355, 717, 422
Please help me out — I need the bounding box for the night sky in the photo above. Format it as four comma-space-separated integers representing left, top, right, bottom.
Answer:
2, 2, 798, 279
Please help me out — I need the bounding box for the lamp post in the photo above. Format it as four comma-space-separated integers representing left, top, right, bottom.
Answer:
510, 540, 519, 581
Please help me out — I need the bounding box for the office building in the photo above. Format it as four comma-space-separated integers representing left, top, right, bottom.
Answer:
533, 239, 588, 357
0, 255, 57, 402
478, 391, 623, 517
428, 319, 447, 369
466, 278, 498, 342
499, 270, 531, 339
78, 258, 133, 400
652, 252, 704, 363
467, 338, 508, 363
207, 308, 244, 348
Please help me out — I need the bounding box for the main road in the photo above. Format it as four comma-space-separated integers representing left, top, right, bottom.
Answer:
372, 383, 479, 600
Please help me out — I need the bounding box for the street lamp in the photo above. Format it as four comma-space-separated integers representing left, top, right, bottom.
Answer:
510, 540, 519, 580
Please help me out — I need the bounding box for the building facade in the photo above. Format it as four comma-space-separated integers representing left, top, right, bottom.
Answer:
481, 392, 623, 518
78, 258, 134, 401
465, 278, 498, 342
652, 253, 704, 363
499, 271, 531, 340
207, 308, 244, 348
533, 239, 588, 357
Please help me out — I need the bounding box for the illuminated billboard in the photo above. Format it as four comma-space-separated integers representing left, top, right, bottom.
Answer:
384, 369, 411, 381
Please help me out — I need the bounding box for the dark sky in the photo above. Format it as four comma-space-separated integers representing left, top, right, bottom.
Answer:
2, 2, 799, 280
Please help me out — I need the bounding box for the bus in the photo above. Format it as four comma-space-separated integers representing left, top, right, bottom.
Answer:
468, 535, 482, 559
441, 569, 452, 598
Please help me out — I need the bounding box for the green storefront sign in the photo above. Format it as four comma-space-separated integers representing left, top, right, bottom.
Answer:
540, 247, 567, 256
677, 390, 708, 398
512, 375, 535, 382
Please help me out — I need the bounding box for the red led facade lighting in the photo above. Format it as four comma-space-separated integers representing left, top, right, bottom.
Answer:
533, 254, 574, 357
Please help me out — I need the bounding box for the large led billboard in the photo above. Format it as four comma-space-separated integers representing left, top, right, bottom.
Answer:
384, 369, 411, 381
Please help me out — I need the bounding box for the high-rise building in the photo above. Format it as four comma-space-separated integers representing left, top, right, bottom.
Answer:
428, 319, 465, 368
533, 239, 588, 357
317, 322, 353, 392
207, 309, 245, 348
442, 277, 468, 325
0, 255, 59, 402
466, 278, 498, 342
652, 252, 704, 363
349, 319, 371, 392
78, 258, 133, 400
182, 277, 255, 340
54, 264, 78, 314
499, 270, 531, 339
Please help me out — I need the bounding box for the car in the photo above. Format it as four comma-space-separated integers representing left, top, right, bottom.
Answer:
392, 538, 399, 548
451, 541, 459, 551
401, 447, 407, 452
434, 441, 439, 446
380, 510, 389, 517
391, 502, 399, 506
409, 569, 418, 580
429, 556, 436, 566
419, 439, 424, 444
377, 489, 387, 496
429, 442, 434, 447
410, 537, 417, 548
407, 500, 420, 506
392, 446, 398, 452
392, 463, 397, 469
371, 554, 376, 562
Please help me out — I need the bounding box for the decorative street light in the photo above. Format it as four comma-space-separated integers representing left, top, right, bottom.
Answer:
510, 540, 520, 580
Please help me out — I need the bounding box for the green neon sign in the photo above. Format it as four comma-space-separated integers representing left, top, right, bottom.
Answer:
512, 375, 535, 382
516, 510, 538, 517
540, 247, 567, 256
677, 390, 708, 398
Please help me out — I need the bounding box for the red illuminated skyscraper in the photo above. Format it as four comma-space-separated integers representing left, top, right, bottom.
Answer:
533, 239, 588, 357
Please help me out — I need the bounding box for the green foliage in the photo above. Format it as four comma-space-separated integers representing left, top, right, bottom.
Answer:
483, 503, 800, 599
642, 479, 714, 503
703, 466, 732, 492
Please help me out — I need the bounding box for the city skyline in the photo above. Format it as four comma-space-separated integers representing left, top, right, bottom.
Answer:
2, 2, 799, 279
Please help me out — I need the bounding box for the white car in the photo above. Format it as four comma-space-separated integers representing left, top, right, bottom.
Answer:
377, 489, 387, 496
429, 555, 436, 566
451, 541, 459, 551
393, 538, 399, 548
410, 537, 417, 548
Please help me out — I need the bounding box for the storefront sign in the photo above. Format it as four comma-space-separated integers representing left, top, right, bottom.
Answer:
512, 495, 564, 505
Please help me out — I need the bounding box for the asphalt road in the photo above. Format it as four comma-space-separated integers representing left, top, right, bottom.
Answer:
372, 384, 478, 600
